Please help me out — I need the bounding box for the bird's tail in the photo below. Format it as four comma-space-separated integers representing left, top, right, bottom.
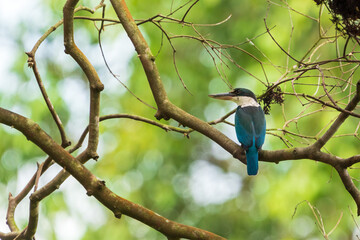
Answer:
246, 146, 258, 175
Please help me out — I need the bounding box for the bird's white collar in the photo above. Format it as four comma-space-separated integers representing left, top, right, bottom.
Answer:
231, 96, 260, 107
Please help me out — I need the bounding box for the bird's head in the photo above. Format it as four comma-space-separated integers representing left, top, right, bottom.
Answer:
209, 88, 259, 107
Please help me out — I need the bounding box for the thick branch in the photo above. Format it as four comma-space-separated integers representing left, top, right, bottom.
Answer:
259, 145, 342, 165
86, 89, 101, 158
23, 199, 39, 239
109, 0, 169, 118
63, 0, 103, 159
0, 231, 19, 240
63, 0, 104, 91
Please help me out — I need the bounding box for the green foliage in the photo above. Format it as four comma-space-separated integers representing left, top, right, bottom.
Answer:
1, 0, 360, 239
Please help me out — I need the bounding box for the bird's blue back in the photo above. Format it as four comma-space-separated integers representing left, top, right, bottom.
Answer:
235, 106, 266, 175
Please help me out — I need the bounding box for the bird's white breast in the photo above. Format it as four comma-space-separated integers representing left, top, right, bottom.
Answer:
232, 96, 260, 107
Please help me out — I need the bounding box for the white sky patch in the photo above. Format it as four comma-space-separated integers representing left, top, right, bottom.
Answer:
54, 211, 86, 240
207, 123, 241, 163
204, 102, 229, 122
0, 0, 49, 32
0, 0, 51, 110
0, 184, 8, 233
62, 178, 107, 229
56, 77, 90, 139
290, 215, 315, 238
210, 141, 233, 160
189, 160, 242, 205
98, 31, 136, 95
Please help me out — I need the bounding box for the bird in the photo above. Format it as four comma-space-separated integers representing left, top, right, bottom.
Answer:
209, 88, 266, 175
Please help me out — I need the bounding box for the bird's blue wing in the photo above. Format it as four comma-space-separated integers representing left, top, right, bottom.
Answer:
236, 106, 266, 149
252, 107, 266, 149
234, 106, 254, 149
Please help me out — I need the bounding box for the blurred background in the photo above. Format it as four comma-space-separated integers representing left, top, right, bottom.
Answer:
0, 0, 359, 239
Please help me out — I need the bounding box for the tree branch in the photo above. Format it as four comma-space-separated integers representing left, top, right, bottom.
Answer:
63, 0, 103, 159
63, 0, 104, 91
0, 231, 19, 240
335, 166, 360, 215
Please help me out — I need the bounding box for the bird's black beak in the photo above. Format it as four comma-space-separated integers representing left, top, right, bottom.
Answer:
208, 91, 236, 101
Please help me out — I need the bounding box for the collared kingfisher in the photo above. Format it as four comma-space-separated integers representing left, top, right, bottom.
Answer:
209, 88, 266, 175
